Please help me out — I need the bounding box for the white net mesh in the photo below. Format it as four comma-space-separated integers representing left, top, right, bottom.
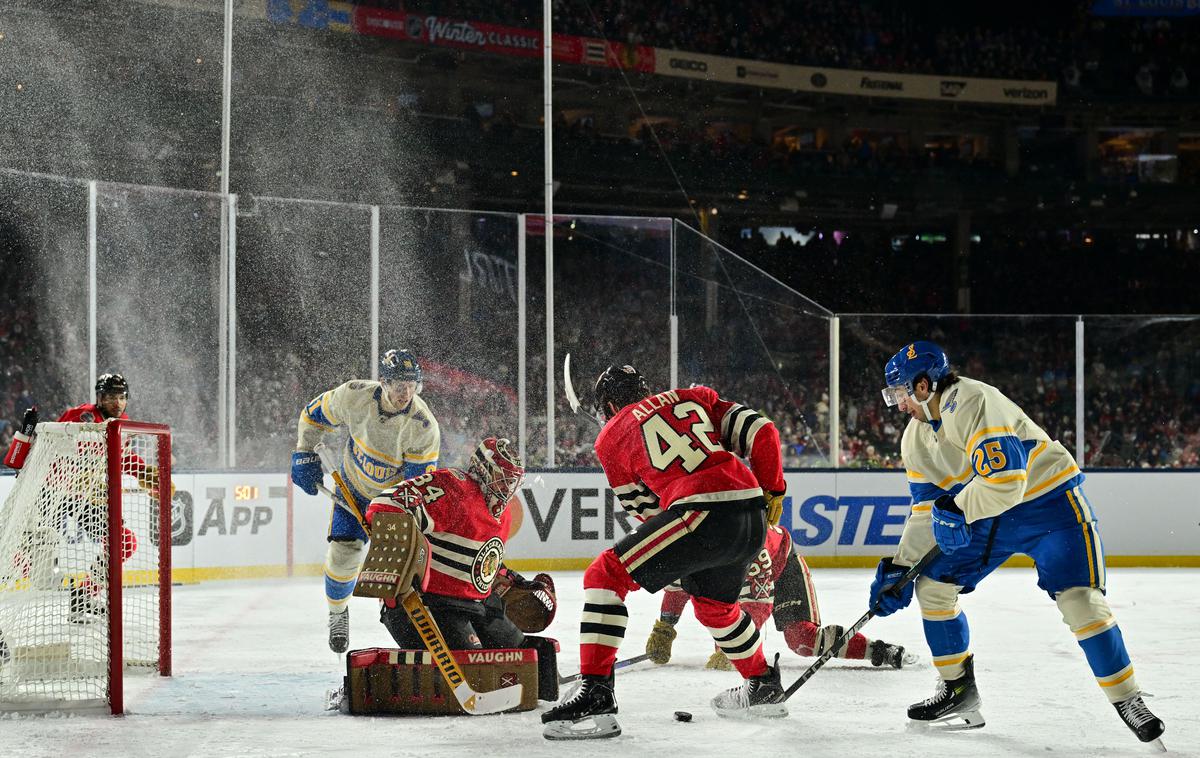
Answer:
0, 421, 169, 711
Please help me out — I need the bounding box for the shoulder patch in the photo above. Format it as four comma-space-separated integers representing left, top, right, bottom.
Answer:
348, 381, 370, 390
81, 411, 95, 422
941, 388, 959, 414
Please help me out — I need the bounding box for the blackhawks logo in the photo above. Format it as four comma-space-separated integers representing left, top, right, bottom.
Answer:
472, 537, 505, 593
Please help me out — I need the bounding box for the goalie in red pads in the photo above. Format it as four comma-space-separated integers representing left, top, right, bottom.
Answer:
364, 437, 560, 702
542, 365, 789, 740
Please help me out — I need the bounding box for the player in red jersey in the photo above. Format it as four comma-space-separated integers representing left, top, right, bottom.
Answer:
365, 437, 561, 700
646, 524, 913, 670
56, 373, 163, 622
57, 373, 130, 423
542, 365, 789, 740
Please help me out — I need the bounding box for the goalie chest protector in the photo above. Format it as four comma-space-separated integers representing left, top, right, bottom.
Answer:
345, 647, 539, 715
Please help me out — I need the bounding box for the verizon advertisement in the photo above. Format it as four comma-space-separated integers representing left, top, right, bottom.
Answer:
2, 470, 1193, 582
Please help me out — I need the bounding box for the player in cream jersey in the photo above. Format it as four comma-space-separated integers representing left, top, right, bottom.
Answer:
291, 349, 440, 653
868, 341, 1164, 746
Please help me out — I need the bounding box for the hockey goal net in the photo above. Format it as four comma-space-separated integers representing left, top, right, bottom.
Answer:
0, 420, 171, 714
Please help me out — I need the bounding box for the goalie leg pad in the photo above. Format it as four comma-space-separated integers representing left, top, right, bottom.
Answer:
354, 511, 432, 600
325, 539, 366, 610
522, 635, 561, 701
344, 647, 539, 715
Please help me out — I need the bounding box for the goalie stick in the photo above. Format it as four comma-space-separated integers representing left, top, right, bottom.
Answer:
781, 545, 942, 702
563, 353, 604, 427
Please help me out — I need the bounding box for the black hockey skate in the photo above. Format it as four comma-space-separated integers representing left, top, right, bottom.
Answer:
908, 654, 985, 730
542, 672, 620, 740
711, 653, 788, 720
69, 580, 105, 624
328, 609, 349, 654
1113, 693, 1165, 745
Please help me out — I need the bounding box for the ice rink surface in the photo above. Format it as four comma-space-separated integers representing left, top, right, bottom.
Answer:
1, 567, 1195, 758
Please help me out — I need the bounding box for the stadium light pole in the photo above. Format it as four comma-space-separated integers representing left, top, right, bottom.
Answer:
543, 0, 555, 467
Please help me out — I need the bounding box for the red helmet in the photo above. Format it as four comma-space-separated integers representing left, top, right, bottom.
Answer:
467, 437, 525, 519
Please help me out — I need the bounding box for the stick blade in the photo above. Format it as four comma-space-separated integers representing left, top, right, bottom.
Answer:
563, 353, 582, 413
456, 682, 525, 715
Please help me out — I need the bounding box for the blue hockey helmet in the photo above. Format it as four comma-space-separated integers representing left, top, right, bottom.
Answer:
881, 341, 950, 407
380, 349, 422, 385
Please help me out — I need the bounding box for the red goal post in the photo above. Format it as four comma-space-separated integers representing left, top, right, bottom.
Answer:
105, 420, 173, 713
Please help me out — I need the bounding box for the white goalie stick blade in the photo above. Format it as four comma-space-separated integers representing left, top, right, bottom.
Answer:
906, 709, 986, 732
454, 680, 524, 716
543, 714, 622, 741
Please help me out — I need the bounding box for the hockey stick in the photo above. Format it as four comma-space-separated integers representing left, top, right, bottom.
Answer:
563, 353, 604, 427
313, 444, 368, 532
400, 590, 525, 715
782, 545, 942, 702
558, 652, 652, 685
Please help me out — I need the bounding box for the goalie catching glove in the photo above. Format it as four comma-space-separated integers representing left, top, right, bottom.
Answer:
494, 567, 557, 633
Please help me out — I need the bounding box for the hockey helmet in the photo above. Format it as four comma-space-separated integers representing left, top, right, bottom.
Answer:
467, 437, 525, 519
881, 341, 950, 407
95, 373, 130, 399
380, 349, 422, 387
593, 364, 650, 420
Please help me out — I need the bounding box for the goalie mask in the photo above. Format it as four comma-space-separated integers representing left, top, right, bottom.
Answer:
467, 437, 524, 519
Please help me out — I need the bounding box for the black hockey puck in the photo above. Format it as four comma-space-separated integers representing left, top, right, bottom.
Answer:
674, 711, 693, 722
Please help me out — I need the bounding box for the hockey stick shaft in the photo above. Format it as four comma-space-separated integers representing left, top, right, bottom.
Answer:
782, 545, 942, 702
558, 652, 652, 684
313, 448, 369, 532
401, 590, 523, 715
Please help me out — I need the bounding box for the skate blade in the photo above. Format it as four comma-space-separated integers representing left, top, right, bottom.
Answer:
908, 710, 986, 731
542, 714, 622, 740
1149, 737, 1166, 753
711, 701, 789, 720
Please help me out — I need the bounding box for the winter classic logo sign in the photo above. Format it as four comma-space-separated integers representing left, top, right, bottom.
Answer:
472, 536, 505, 593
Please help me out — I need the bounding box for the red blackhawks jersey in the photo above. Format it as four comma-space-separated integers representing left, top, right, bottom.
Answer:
56, 404, 150, 475
366, 468, 511, 602
594, 385, 784, 522
740, 525, 793, 609
58, 404, 128, 423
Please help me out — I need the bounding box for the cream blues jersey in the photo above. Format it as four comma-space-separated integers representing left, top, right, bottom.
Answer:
894, 376, 1082, 567
296, 380, 440, 503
